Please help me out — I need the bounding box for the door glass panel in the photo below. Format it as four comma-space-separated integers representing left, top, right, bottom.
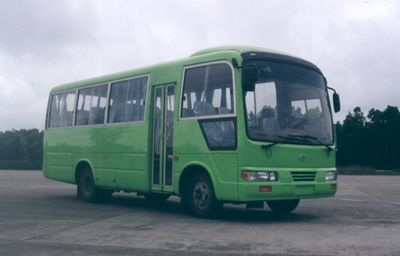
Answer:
152, 87, 163, 185
165, 86, 174, 186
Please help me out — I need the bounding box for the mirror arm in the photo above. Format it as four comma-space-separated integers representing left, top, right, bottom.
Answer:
232, 58, 258, 70
327, 86, 337, 93
232, 58, 242, 69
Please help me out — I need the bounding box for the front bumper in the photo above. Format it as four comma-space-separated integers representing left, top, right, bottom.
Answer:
238, 181, 337, 201
237, 168, 337, 201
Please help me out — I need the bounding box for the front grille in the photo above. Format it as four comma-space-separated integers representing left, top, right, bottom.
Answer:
291, 171, 316, 182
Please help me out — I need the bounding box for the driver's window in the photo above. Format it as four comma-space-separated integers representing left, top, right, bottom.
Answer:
181, 63, 234, 118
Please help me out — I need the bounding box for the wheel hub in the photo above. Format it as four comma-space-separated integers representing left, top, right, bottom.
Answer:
193, 182, 209, 209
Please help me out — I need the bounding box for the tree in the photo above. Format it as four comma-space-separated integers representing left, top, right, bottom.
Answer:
336, 105, 400, 170
366, 106, 400, 169
339, 107, 367, 166
0, 129, 43, 170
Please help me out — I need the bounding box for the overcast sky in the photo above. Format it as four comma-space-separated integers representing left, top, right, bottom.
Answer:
0, 0, 399, 131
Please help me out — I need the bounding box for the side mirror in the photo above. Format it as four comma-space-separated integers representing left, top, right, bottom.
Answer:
242, 66, 258, 92
333, 92, 341, 113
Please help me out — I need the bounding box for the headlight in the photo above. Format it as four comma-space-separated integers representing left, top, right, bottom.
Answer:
325, 171, 337, 181
242, 171, 278, 181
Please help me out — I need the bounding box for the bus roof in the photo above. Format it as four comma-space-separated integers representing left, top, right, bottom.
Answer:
50, 46, 299, 92
190, 45, 290, 57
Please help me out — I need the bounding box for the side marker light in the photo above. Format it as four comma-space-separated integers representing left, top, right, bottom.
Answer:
259, 186, 272, 192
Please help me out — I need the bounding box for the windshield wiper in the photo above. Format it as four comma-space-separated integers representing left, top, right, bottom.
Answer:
290, 135, 333, 152
279, 135, 333, 152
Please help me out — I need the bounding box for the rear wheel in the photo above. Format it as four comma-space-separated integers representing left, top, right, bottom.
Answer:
77, 167, 112, 202
187, 173, 221, 218
267, 199, 300, 214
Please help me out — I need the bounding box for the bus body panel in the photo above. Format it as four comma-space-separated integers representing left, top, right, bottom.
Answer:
43, 46, 338, 205
173, 100, 240, 201
44, 123, 150, 192
173, 153, 239, 201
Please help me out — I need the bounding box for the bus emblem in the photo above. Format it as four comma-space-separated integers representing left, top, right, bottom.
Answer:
299, 154, 306, 161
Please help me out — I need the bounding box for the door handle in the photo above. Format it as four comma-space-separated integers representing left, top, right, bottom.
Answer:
168, 155, 179, 161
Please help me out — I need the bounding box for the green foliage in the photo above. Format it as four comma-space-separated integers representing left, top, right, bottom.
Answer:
336, 105, 400, 170
0, 129, 43, 170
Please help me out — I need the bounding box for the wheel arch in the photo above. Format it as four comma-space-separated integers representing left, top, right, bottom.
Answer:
178, 162, 217, 198
74, 159, 94, 184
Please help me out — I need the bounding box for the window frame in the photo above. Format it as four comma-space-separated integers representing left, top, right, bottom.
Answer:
179, 60, 236, 121
198, 117, 238, 150
46, 89, 77, 129
107, 74, 150, 125
46, 73, 150, 129
74, 83, 109, 127
242, 71, 334, 146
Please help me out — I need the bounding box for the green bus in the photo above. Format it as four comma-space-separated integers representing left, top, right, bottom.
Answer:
43, 46, 341, 217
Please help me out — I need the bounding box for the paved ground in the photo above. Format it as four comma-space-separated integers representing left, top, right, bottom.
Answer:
0, 171, 399, 256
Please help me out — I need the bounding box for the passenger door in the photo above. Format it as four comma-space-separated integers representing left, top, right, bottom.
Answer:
151, 84, 175, 192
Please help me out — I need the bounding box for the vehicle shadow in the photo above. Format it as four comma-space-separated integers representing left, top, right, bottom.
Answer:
104, 193, 319, 223
51, 193, 320, 225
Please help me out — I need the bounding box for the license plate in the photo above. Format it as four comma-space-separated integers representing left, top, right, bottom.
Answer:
294, 185, 315, 195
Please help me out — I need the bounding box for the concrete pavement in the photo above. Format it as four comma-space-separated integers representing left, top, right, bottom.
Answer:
0, 171, 399, 255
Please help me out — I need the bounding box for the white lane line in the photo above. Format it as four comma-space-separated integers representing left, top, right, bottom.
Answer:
340, 198, 365, 202
389, 201, 400, 205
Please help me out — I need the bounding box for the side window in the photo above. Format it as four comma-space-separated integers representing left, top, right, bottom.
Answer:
76, 84, 108, 126
90, 85, 108, 124
199, 118, 236, 149
76, 88, 92, 126
181, 63, 234, 118
48, 91, 76, 128
108, 76, 148, 123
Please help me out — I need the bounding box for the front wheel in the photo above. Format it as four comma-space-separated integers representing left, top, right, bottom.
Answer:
187, 173, 221, 218
267, 199, 300, 214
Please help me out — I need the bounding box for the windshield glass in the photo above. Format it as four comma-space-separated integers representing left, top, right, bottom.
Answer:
244, 60, 333, 145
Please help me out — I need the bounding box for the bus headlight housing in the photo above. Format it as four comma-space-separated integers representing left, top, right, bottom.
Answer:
325, 171, 337, 181
242, 171, 278, 181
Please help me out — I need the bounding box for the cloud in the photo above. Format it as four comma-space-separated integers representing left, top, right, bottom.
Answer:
0, 73, 46, 130
0, 0, 399, 130
0, 0, 98, 57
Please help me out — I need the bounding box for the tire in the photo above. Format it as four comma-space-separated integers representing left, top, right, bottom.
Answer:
267, 199, 300, 214
187, 173, 221, 218
144, 193, 170, 202
77, 167, 112, 202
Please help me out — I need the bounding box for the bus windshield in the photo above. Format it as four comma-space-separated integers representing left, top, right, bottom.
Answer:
244, 60, 333, 145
